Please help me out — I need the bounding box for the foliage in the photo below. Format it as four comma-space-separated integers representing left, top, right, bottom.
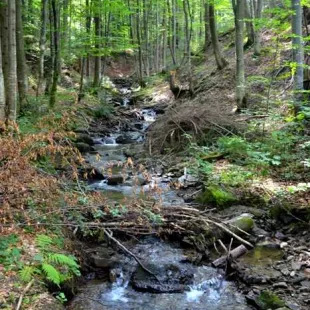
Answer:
256, 290, 285, 309
0, 235, 22, 270
19, 234, 80, 286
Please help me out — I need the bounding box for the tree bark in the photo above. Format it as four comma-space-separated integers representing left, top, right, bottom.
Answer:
37, 0, 48, 96
16, 0, 28, 107
209, 0, 227, 70
204, 0, 211, 51
49, 0, 60, 108
233, 0, 247, 110
0, 34, 5, 121
244, 0, 255, 48
93, 0, 101, 87
253, 0, 263, 55
6, 0, 18, 121
292, 0, 304, 112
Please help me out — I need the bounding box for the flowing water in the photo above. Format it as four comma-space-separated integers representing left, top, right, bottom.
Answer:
70, 83, 250, 310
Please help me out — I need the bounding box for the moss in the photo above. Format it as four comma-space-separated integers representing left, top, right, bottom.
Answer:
197, 185, 237, 208
232, 216, 254, 232
256, 290, 285, 309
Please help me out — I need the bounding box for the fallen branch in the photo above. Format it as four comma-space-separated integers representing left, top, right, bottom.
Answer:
16, 279, 35, 310
103, 229, 162, 283
204, 219, 254, 248
212, 244, 247, 268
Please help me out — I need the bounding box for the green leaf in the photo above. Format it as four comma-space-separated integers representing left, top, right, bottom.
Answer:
19, 266, 35, 282
41, 263, 61, 286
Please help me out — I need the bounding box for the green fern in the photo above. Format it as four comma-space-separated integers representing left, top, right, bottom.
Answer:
42, 263, 61, 285
19, 266, 35, 282
35, 235, 53, 250
47, 253, 78, 268
47, 253, 80, 276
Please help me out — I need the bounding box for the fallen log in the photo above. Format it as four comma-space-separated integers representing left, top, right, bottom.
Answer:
212, 244, 247, 268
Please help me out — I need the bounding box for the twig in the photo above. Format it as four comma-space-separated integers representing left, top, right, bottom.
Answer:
204, 219, 253, 248
103, 229, 162, 283
218, 239, 228, 253
16, 279, 35, 310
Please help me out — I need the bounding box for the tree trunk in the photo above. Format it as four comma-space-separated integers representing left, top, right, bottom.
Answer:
86, 0, 91, 77
93, 0, 101, 87
49, 0, 60, 108
6, 0, 18, 121
16, 0, 28, 107
233, 0, 247, 110
204, 0, 211, 51
162, 1, 167, 69
253, 0, 263, 55
209, 0, 227, 70
0, 34, 5, 121
292, 0, 304, 112
136, 0, 144, 86
37, 0, 48, 97
244, 0, 255, 48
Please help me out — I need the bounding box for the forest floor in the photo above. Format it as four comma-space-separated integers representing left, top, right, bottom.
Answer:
1, 30, 310, 310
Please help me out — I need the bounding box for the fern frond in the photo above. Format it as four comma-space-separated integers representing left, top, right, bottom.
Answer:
47, 253, 79, 268
19, 266, 35, 282
41, 263, 60, 285
35, 234, 53, 249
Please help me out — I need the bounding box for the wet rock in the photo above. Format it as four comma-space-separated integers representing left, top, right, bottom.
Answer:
291, 261, 302, 271
131, 263, 194, 293
107, 175, 125, 185
227, 213, 255, 233
301, 280, 310, 288
76, 133, 95, 145
178, 174, 200, 188
133, 122, 144, 130
116, 132, 143, 144
275, 231, 287, 241
273, 282, 288, 289
88, 247, 118, 268
75, 142, 95, 153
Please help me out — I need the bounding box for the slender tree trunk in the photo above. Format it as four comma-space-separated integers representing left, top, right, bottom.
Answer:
78, 57, 85, 102
244, 0, 255, 48
49, 0, 60, 108
37, 0, 48, 97
86, 0, 91, 77
5, 0, 18, 121
292, 0, 304, 112
16, 0, 28, 107
93, 0, 101, 87
209, 0, 227, 70
136, 0, 144, 86
162, 1, 167, 69
233, 0, 247, 110
204, 0, 211, 51
253, 0, 263, 55
142, 0, 150, 76
0, 34, 5, 121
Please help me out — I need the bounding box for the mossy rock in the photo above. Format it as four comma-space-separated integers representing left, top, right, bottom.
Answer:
256, 290, 285, 309
228, 213, 254, 233
196, 185, 237, 208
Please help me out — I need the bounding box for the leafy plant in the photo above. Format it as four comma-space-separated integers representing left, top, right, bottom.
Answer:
0, 234, 22, 270
19, 234, 80, 286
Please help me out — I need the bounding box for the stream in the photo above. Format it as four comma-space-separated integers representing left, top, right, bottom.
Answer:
69, 81, 251, 309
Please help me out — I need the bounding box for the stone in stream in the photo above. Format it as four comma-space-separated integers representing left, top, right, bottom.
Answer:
74, 142, 95, 153
107, 175, 125, 185
131, 263, 194, 293
116, 132, 143, 144
76, 133, 95, 145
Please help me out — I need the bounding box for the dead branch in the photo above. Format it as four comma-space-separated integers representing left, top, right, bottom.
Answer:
212, 244, 247, 268
16, 279, 35, 310
103, 229, 162, 283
